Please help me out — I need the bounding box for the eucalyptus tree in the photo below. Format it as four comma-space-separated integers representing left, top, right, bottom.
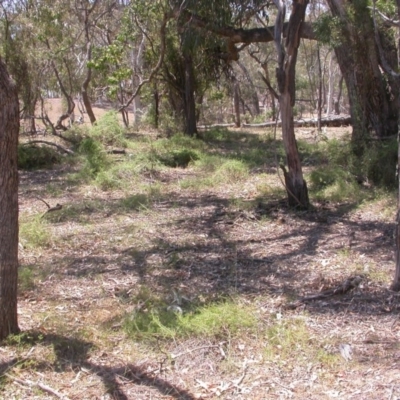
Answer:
174, 0, 311, 207
323, 0, 399, 148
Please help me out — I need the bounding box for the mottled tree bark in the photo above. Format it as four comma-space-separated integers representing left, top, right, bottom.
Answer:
0, 57, 20, 340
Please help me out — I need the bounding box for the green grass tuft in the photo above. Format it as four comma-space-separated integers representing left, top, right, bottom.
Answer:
124, 297, 258, 342
19, 216, 52, 249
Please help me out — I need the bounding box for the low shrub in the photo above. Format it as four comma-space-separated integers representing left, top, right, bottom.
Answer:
18, 144, 60, 170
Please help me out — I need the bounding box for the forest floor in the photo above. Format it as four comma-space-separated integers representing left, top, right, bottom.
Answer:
1, 100, 399, 399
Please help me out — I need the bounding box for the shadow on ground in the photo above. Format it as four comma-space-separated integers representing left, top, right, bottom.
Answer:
1, 332, 197, 400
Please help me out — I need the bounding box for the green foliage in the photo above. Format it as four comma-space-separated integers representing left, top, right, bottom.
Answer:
203, 128, 232, 142
213, 159, 249, 183
89, 112, 127, 147
18, 144, 61, 170
79, 137, 109, 177
314, 13, 344, 47
120, 194, 150, 211
19, 216, 52, 249
124, 294, 258, 342
153, 133, 206, 168
308, 136, 397, 202
157, 149, 199, 168
264, 317, 339, 366
362, 139, 397, 188
18, 265, 36, 292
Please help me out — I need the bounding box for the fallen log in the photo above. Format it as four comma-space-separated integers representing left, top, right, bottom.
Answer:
198, 123, 236, 129
243, 114, 352, 128
22, 140, 74, 155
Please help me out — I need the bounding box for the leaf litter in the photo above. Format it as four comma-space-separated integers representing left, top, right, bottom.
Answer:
1, 126, 400, 399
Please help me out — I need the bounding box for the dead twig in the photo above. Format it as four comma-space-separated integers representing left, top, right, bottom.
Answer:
5, 373, 71, 400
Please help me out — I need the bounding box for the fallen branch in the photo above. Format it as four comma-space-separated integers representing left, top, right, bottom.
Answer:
5, 373, 71, 400
23, 140, 74, 155
107, 148, 126, 154
243, 115, 352, 128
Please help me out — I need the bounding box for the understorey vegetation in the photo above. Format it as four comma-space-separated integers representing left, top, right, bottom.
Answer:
5, 113, 398, 398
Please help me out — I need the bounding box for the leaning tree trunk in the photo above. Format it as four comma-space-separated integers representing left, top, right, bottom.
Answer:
274, 0, 309, 209
0, 57, 20, 340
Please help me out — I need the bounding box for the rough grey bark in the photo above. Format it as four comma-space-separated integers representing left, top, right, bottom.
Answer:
0, 57, 20, 340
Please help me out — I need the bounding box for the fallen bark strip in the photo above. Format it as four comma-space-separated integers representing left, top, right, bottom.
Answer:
22, 140, 74, 155
286, 275, 364, 309
243, 115, 352, 128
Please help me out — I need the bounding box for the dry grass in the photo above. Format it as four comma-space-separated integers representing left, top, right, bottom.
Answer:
1, 107, 400, 399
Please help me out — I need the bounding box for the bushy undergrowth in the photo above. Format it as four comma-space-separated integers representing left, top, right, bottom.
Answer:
19, 216, 52, 249
18, 144, 61, 170
79, 137, 109, 177
307, 137, 397, 201
89, 111, 127, 148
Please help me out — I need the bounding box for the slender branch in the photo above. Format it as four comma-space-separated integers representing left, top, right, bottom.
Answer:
173, 7, 316, 45
118, 12, 171, 112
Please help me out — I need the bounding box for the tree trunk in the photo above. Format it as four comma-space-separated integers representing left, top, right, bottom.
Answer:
0, 58, 20, 340
334, 75, 343, 115
153, 85, 159, 129
391, 0, 400, 291
234, 82, 241, 127
275, 0, 309, 209
237, 61, 260, 115
183, 53, 197, 136
280, 91, 309, 208
327, 0, 399, 147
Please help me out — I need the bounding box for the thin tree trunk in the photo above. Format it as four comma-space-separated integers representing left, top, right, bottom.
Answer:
234, 82, 241, 127
183, 53, 197, 136
237, 61, 260, 115
326, 52, 335, 115
0, 57, 20, 340
316, 45, 323, 131
153, 85, 159, 129
334, 75, 343, 115
274, 0, 309, 209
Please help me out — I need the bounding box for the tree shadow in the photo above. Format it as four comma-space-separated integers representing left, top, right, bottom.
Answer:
38, 189, 398, 318
1, 331, 197, 400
